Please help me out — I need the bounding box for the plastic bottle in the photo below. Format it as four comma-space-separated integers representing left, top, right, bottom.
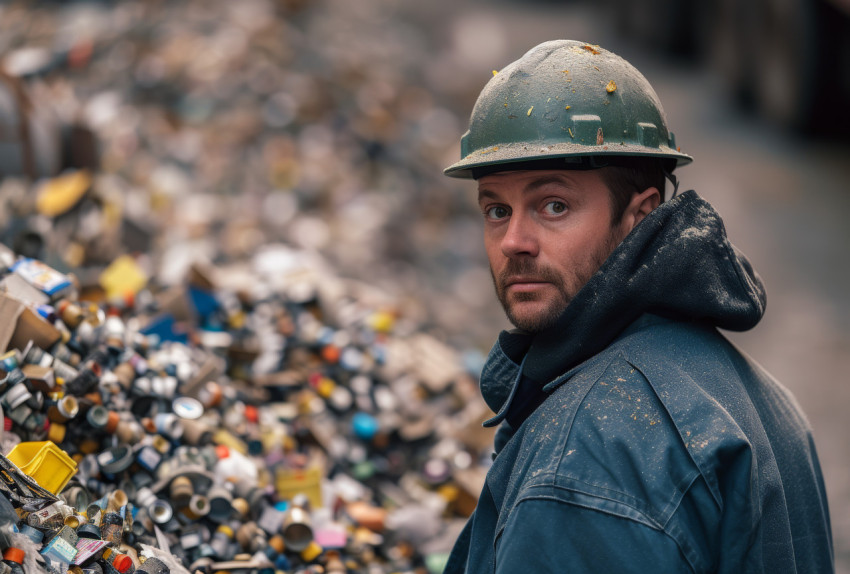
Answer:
100, 548, 134, 574
2, 548, 25, 574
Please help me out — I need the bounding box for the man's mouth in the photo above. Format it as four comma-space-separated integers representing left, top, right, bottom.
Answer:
504, 277, 550, 291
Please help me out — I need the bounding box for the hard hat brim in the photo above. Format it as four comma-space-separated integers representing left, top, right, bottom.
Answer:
444, 141, 693, 179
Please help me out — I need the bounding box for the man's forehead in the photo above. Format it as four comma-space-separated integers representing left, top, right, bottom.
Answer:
476, 169, 598, 193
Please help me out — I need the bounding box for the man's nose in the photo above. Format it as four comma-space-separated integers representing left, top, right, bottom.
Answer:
501, 214, 539, 258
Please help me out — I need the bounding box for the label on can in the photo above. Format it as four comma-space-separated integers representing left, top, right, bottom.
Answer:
73, 539, 110, 565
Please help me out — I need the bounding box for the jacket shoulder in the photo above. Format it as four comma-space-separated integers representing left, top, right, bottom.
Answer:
531, 353, 709, 528
610, 317, 765, 505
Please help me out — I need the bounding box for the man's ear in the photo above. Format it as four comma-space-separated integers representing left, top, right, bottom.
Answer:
622, 187, 660, 233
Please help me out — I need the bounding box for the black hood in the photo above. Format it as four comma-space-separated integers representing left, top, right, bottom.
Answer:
494, 190, 766, 391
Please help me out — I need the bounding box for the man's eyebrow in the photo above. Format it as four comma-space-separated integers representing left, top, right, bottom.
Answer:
478, 173, 574, 202
477, 189, 499, 203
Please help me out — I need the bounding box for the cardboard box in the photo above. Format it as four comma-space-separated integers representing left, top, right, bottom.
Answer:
0, 292, 62, 354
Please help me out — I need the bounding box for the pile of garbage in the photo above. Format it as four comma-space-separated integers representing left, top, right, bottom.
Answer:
0, 242, 493, 574
0, 0, 503, 350
0, 2, 510, 571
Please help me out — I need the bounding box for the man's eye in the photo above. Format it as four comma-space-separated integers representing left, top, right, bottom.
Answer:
484, 206, 510, 220
543, 201, 567, 215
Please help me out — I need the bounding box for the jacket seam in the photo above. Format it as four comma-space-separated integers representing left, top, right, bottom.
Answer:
551, 351, 619, 478
521, 468, 700, 530
518, 479, 664, 529
499, 490, 700, 573
625, 357, 725, 514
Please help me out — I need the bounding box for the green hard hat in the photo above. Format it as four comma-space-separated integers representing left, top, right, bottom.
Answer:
444, 39, 693, 179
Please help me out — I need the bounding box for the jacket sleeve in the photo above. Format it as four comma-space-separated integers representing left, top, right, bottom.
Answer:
495, 498, 697, 573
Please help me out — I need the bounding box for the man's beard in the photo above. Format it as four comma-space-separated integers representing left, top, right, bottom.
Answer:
491, 230, 620, 333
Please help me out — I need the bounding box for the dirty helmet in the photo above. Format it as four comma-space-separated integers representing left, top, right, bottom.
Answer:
443, 39, 692, 179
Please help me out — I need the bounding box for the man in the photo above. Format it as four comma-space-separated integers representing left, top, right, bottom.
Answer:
442, 40, 833, 573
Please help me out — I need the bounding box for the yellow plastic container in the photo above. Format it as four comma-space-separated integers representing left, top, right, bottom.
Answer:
275, 466, 323, 510
6, 441, 78, 494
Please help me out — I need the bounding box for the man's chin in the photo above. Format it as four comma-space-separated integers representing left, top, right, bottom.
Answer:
504, 300, 565, 333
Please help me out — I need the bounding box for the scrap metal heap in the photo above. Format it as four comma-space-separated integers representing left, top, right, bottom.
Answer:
0, 0, 500, 573
0, 242, 493, 574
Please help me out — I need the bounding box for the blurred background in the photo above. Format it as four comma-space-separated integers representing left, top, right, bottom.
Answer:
1, 0, 848, 570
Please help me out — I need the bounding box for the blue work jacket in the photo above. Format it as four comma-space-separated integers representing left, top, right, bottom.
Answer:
446, 191, 833, 573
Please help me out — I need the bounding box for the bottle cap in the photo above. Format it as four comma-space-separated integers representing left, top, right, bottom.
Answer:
2, 548, 25, 564
111, 554, 133, 574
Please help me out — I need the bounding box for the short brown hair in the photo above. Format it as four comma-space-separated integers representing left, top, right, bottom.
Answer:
600, 158, 670, 224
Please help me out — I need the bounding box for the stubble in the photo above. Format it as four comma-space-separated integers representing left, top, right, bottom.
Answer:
491, 229, 621, 333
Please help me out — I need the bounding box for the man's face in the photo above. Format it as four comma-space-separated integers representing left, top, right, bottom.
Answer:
478, 169, 633, 333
